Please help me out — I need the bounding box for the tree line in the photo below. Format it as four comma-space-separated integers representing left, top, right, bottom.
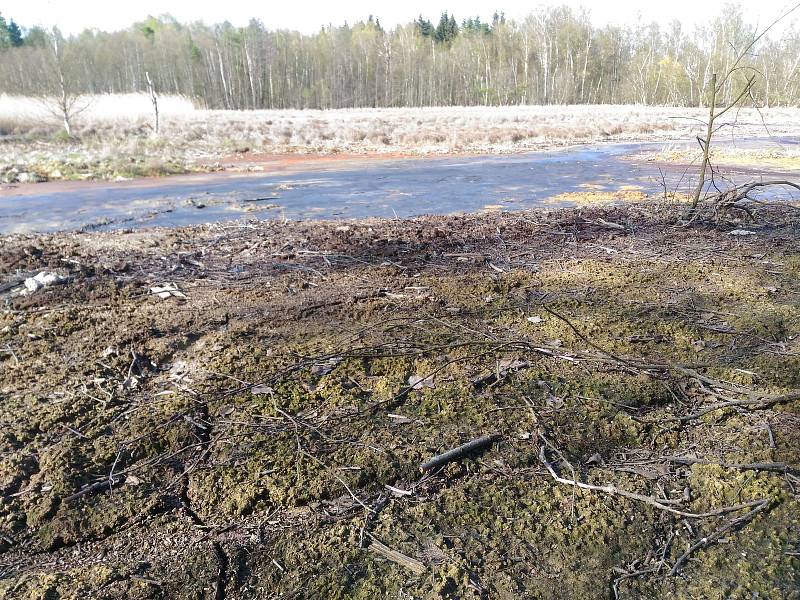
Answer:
0, 5, 798, 109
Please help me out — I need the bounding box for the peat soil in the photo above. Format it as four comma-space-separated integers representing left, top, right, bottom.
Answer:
0, 204, 799, 599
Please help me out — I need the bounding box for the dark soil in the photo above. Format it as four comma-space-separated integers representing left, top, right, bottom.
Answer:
0, 204, 798, 599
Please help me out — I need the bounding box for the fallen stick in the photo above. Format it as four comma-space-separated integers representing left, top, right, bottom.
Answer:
63, 475, 125, 503
662, 455, 796, 475
419, 434, 499, 473
539, 446, 765, 519
679, 391, 800, 423
367, 536, 426, 575
669, 499, 771, 576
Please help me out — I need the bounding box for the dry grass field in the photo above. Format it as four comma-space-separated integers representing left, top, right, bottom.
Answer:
3, 94, 800, 183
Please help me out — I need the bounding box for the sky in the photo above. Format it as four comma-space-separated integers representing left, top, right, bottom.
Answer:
4, 0, 800, 35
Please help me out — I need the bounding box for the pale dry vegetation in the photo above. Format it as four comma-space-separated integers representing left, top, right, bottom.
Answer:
636, 144, 800, 172
3, 94, 800, 183
0, 94, 196, 137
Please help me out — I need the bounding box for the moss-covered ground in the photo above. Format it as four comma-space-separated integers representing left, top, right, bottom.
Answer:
0, 204, 798, 599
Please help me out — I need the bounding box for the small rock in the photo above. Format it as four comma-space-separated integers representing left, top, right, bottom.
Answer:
311, 357, 342, 376
408, 374, 434, 390
17, 172, 44, 184
149, 283, 187, 299
22, 271, 65, 295
586, 453, 604, 465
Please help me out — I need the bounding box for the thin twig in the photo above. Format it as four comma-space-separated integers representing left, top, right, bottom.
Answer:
367, 534, 426, 575
669, 500, 771, 576
539, 445, 765, 519
678, 392, 800, 423
662, 455, 796, 475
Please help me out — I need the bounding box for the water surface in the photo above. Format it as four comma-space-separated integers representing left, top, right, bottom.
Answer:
1, 137, 798, 233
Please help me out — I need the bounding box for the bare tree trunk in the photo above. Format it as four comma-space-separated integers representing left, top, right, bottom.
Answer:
690, 73, 716, 211
58, 76, 72, 135
522, 30, 529, 104
243, 39, 257, 109
216, 43, 229, 108
268, 62, 275, 109
580, 36, 591, 103
383, 39, 391, 106
145, 71, 159, 135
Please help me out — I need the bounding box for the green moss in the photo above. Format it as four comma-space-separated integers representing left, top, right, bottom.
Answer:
2, 209, 798, 598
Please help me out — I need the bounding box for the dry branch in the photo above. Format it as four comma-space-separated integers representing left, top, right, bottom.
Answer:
663, 456, 796, 474
538, 446, 766, 519
367, 536, 426, 575
62, 475, 125, 503
715, 181, 800, 220
679, 391, 800, 423
419, 434, 499, 473
669, 500, 771, 576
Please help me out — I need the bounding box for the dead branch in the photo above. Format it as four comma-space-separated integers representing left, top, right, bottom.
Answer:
538, 445, 765, 519
678, 391, 800, 423
419, 434, 499, 473
63, 475, 125, 503
662, 455, 796, 475
367, 535, 426, 575
668, 500, 771, 576
575, 216, 628, 232
709, 180, 800, 218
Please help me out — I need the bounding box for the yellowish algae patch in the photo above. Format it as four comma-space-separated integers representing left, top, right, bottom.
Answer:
544, 189, 649, 205
637, 147, 800, 171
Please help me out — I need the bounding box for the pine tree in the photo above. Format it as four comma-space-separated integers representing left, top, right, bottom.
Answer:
8, 19, 23, 47
491, 11, 505, 32
435, 12, 448, 42
448, 15, 458, 40
416, 15, 434, 38
434, 12, 457, 43
463, 16, 489, 36
0, 14, 10, 48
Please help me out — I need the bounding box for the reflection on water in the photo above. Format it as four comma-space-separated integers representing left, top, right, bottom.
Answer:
1, 138, 798, 233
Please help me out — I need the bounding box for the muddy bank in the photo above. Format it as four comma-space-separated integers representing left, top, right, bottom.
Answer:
0, 204, 799, 599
